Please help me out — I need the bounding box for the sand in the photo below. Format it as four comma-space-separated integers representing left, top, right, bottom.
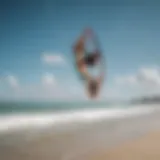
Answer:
1, 129, 160, 160
83, 131, 160, 160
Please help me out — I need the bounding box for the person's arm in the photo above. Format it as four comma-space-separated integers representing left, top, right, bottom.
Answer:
73, 28, 93, 50
73, 29, 89, 53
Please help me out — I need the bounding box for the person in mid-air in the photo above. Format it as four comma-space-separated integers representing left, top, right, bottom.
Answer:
73, 28, 104, 98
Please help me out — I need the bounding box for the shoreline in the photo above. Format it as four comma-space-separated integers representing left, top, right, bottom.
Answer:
0, 105, 157, 134
0, 106, 159, 160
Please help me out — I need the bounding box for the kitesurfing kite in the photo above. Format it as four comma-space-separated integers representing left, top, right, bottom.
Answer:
73, 28, 105, 99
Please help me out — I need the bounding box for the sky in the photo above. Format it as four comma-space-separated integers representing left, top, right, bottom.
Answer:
0, 0, 160, 101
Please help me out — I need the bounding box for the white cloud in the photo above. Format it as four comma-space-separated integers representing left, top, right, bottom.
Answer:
42, 73, 56, 86
116, 67, 160, 87
7, 75, 19, 88
137, 68, 160, 86
115, 75, 137, 85
115, 66, 160, 97
0, 73, 78, 101
2, 66, 160, 101
0, 75, 19, 100
0, 69, 91, 101
42, 52, 65, 66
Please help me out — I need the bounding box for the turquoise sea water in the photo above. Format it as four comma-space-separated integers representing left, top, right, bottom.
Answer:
0, 101, 122, 114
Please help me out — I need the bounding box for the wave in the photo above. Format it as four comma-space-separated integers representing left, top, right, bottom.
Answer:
0, 106, 155, 134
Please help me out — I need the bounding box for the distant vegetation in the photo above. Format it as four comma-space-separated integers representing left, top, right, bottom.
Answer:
131, 95, 160, 104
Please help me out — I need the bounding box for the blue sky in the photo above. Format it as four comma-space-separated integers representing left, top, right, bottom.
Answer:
1, 0, 160, 101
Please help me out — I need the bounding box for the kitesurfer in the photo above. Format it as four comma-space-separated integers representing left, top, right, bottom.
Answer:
73, 28, 104, 98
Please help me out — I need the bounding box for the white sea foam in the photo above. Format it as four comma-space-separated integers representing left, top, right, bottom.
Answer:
0, 106, 156, 133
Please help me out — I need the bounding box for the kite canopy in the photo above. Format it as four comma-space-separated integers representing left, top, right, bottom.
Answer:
73, 28, 106, 99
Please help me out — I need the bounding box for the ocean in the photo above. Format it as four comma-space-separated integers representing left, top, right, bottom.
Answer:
0, 101, 156, 134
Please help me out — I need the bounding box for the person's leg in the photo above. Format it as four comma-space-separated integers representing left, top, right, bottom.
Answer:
87, 80, 99, 98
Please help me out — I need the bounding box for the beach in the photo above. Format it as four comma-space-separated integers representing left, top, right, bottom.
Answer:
86, 130, 160, 160
0, 105, 159, 160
